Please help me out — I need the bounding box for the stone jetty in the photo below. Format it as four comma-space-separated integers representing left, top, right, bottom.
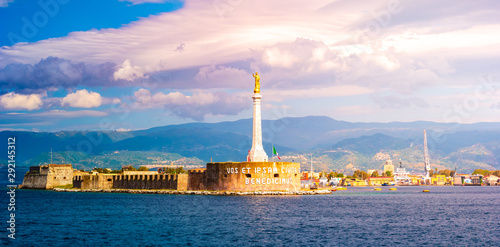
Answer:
53, 188, 332, 196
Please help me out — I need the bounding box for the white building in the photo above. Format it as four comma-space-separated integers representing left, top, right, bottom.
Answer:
394, 163, 412, 185
329, 177, 342, 186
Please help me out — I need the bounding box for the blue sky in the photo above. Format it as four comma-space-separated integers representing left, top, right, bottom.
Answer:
0, 0, 183, 46
1, 0, 500, 132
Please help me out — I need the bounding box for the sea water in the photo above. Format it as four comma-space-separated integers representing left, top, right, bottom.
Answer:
1, 186, 499, 246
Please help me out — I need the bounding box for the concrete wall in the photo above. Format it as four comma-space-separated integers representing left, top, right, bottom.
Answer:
22, 165, 73, 189
204, 162, 301, 191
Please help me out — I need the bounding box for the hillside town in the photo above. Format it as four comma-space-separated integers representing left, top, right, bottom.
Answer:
301, 159, 500, 189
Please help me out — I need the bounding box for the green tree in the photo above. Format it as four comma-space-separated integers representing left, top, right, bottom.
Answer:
175, 167, 186, 174
371, 171, 379, 177
385, 171, 393, 177
123, 166, 137, 171
438, 169, 456, 177
492, 170, 500, 177
162, 167, 187, 174
336, 173, 344, 178
138, 166, 149, 171
353, 170, 369, 180
472, 169, 490, 176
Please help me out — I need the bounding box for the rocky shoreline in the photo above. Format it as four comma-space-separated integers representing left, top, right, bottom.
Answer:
53, 188, 332, 195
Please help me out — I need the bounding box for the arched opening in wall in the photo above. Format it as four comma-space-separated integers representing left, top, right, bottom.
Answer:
224, 174, 227, 179
63, 177, 66, 179
246, 174, 251, 178
295, 174, 298, 176
107, 179, 112, 182
274, 174, 279, 178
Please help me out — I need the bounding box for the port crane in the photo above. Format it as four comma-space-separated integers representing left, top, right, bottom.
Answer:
423, 130, 431, 184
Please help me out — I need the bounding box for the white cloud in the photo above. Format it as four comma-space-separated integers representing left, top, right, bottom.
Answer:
113, 59, 147, 81
0, 0, 14, 7
0, 92, 43, 110
115, 128, 131, 131
29, 110, 108, 118
101, 97, 122, 105
133, 88, 219, 108
2, 0, 499, 72
0, 1, 346, 69
119, 0, 166, 5
61, 89, 102, 108
1, 1, 497, 94
132, 88, 248, 120
195, 65, 251, 88
266, 85, 374, 102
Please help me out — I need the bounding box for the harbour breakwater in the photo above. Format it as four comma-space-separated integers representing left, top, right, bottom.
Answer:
53, 188, 332, 196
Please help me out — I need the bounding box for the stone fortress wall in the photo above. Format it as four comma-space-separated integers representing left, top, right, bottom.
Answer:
22, 164, 73, 189
189, 162, 301, 191
23, 162, 300, 192
23, 165, 188, 190
73, 171, 188, 190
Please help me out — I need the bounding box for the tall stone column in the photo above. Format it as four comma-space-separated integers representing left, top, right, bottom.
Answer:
247, 93, 268, 162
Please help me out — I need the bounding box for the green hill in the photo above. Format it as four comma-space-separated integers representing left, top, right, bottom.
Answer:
23, 151, 204, 170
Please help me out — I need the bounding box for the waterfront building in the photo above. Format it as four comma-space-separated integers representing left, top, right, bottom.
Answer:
470, 175, 483, 185
318, 176, 329, 187
329, 177, 341, 186
431, 175, 447, 185
454, 174, 470, 186
345, 178, 366, 187
484, 175, 499, 186
408, 175, 421, 185
301, 171, 320, 180
453, 174, 483, 186
301, 179, 313, 188
367, 177, 395, 186
383, 160, 394, 175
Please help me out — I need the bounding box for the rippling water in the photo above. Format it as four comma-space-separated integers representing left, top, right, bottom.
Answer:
2, 186, 499, 246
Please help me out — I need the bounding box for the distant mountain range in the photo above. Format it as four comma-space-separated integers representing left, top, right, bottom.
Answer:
1, 116, 499, 173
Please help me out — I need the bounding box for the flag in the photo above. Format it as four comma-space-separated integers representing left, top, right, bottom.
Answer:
273, 145, 281, 160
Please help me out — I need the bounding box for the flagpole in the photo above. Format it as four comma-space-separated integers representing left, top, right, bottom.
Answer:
272, 143, 274, 161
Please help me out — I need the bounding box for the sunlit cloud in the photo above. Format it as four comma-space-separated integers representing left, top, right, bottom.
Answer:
0, 92, 44, 110
61, 89, 102, 108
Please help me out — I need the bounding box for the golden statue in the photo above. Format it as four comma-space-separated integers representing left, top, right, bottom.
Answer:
253, 72, 260, 93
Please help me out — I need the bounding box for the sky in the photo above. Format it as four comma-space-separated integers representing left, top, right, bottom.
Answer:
0, 0, 499, 132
